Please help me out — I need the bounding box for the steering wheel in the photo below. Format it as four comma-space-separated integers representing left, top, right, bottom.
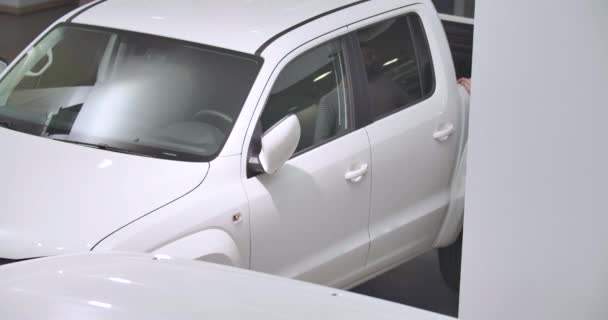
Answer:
193, 110, 233, 132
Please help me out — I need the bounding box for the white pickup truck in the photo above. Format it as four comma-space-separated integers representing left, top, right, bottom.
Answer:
0, 0, 472, 291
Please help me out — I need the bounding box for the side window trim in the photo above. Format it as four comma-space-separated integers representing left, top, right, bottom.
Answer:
249, 36, 361, 164
409, 15, 437, 102
344, 33, 374, 129
288, 36, 358, 158
408, 16, 427, 98
349, 12, 437, 123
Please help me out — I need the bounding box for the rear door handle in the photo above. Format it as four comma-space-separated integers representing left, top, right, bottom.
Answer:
345, 163, 369, 183
433, 123, 455, 142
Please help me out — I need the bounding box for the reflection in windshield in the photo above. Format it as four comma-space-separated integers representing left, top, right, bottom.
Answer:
0, 25, 262, 161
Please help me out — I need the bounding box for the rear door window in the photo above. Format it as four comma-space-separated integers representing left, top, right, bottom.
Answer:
355, 14, 435, 120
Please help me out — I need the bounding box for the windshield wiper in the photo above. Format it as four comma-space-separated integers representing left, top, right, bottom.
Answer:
51, 138, 165, 159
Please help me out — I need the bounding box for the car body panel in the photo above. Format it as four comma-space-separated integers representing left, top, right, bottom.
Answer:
72, 0, 364, 55
434, 85, 470, 248
0, 253, 455, 320
346, 4, 463, 272
246, 129, 372, 286
0, 128, 207, 259
239, 25, 372, 287
92, 155, 251, 269
255, 0, 422, 62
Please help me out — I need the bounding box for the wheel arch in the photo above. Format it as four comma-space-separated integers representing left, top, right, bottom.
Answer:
152, 228, 243, 267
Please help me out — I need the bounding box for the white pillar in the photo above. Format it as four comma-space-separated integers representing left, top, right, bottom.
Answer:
460, 0, 608, 319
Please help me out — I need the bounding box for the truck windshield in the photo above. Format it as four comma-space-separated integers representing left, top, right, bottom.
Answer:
0, 24, 261, 161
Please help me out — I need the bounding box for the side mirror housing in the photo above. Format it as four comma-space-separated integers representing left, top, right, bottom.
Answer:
257, 114, 301, 174
0, 58, 7, 74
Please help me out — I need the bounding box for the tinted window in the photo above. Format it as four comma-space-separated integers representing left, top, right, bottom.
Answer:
0, 25, 261, 162
410, 15, 435, 97
261, 39, 351, 153
16, 28, 110, 90
356, 14, 435, 120
432, 0, 475, 18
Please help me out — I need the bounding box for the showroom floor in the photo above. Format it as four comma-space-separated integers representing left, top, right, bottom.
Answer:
0, 5, 458, 318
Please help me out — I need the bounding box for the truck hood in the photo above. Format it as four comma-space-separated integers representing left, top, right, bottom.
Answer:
0, 253, 453, 320
0, 129, 208, 259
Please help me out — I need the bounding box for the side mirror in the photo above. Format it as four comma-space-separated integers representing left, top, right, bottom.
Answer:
258, 114, 301, 174
0, 58, 7, 74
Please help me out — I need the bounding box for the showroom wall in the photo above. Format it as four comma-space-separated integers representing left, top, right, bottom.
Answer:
460, 0, 608, 319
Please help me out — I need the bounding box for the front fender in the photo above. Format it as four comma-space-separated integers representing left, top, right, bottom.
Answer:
92, 155, 251, 269
153, 229, 242, 266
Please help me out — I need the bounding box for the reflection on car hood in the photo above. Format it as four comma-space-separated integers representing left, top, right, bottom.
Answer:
0, 128, 208, 259
0, 253, 454, 320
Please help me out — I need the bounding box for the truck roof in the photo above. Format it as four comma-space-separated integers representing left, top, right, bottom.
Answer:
69, 0, 377, 55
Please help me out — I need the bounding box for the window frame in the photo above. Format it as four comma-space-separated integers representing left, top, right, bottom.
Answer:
350, 12, 437, 123
0, 22, 264, 163
249, 35, 364, 162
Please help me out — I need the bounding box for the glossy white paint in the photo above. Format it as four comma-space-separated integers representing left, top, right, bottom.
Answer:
245, 129, 372, 286
434, 85, 470, 248
348, 4, 463, 273
240, 26, 370, 287
259, 114, 301, 174
153, 229, 242, 266
73, 0, 361, 55
0, 0, 469, 288
93, 155, 252, 269
0, 127, 207, 259
0, 253, 454, 320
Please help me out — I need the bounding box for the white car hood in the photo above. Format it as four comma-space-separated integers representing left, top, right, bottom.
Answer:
0, 253, 453, 320
0, 129, 208, 259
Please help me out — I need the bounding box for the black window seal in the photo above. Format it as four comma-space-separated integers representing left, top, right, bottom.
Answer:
409, 14, 437, 99
408, 15, 426, 98
290, 37, 357, 158
64, 22, 265, 65
255, 0, 370, 56
352, 12, 437, 123
247, 36, 358, 178
67, 0, 108, 23
344, 33, 373, 129
261, 36, 357, 155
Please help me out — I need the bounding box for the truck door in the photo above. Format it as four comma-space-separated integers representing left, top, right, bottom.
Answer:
349, 8, 462, 270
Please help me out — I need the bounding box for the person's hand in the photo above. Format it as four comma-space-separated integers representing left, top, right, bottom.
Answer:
458, 78, 472, 94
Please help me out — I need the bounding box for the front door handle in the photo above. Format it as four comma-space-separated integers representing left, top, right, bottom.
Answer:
345, 163, 369, 183
433, 123, 455, 142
